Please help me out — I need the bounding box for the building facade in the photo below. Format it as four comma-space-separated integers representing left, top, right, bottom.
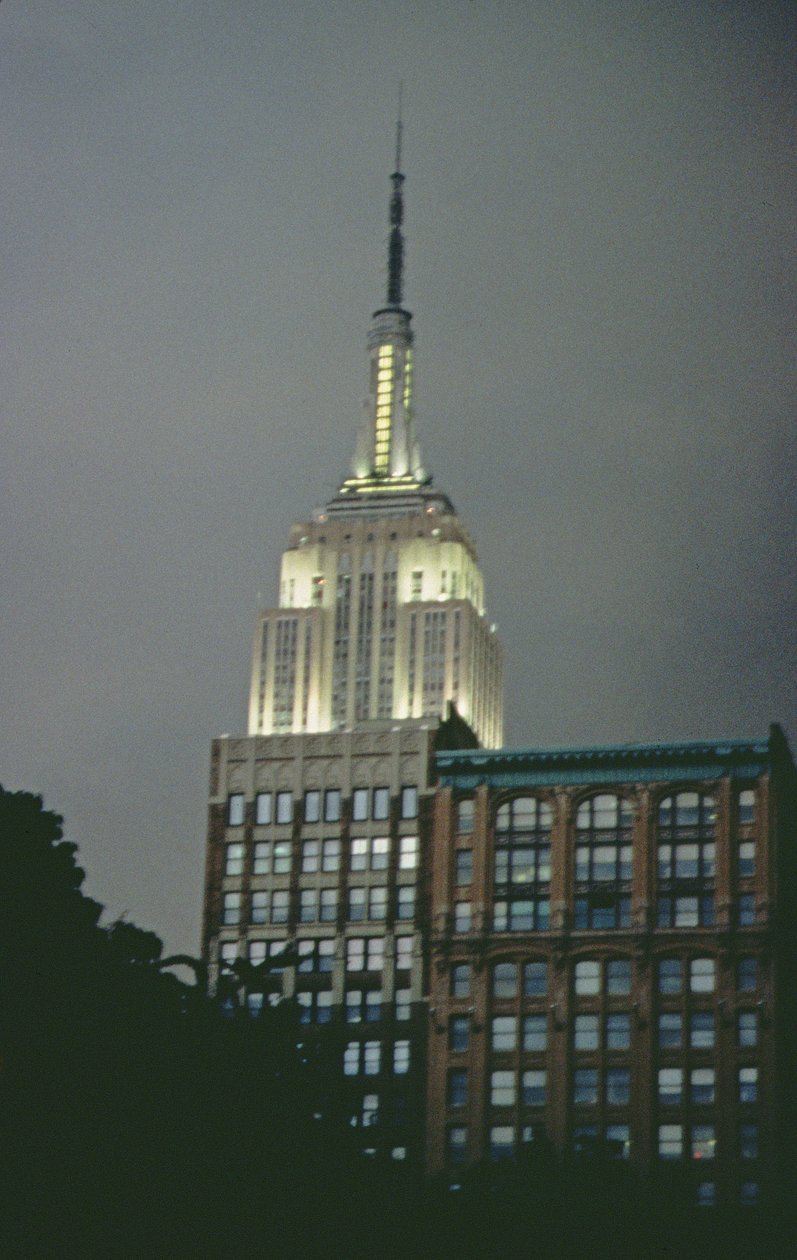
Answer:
201, 137, 795, 1205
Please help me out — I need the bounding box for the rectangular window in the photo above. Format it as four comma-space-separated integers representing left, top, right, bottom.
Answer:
450, 1016, 469, 1053
320, 889, 337, 922
346, 939, 365, 972
255, 792, 272, 825
574, 1014, 599, 1051
400, 785, 418, 819
738, 841, 756, 878
690, 958, 715, 993
271, 890, 289, 924
323, 788, 341, 822
366, 938, 384, 970
301, 840, 320, 873
606, 1068, 630, 1106
455, 849, 473, 886
522, 1070, 546, 1107
253, 841, 270, 874
397, 887, 415, 921
740, 1124, 758, 1160
275, 791, 293, 825
246, 941, 265, 966
491, 1070, 516, 1106
369, 886, 388, 920
606, 1012, 631, 1050
399, 836, 418, 869
575, 960, 600, 995
691, 1126, 715, 1161
454, 902, 472, 932
490, 1126, 515, 1160
491, 1016, 517, 1052
492, 962, 518, 998
395, 988, 411, 1021
395, 936, 413, 970
573, 1069, 598, 1105
363, 1041, 381, 1075
738, 1011, 758, 1048
273, 841, 291, 874
322, 839, 341, 871
451, 963, 471, 997
250, 891, 268, 924
393, 1040, 410, 1075
658, 1012, 682, 1049
219, 941, 238, 969
737, 956, 757, 990
690, 1068, 715, 1105
222, 891, 240, 925
738, 894, 756, 926
352, 788, 369, 821
523, 961, 548, 996
658, 1125, 683, 1160
457, 798, 475, 833
371, 837, 390, 870
690, 1011, 715, 1049
348, 888, 366, 921
739, 1067, 758, 1104
738, 789, 756, 825
227, 793, 245, 827
304, 790, 321, 823
607, 959, 631, 995
658, 958, 683, 993
299, 889, 317, 923
372, 787, 390, 820
224, 843, 244, 876
447, 1126, 467, 1165
350, 838, 368, 871
523, 1015, 547, 1052
448, 1069, 468, 1107
658, 1068, 683, 1106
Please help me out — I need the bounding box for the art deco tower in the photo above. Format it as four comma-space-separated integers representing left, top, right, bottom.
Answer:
247, 125, 503, 746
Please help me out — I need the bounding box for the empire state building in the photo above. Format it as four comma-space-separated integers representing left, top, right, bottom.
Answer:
246, 128, 503, 747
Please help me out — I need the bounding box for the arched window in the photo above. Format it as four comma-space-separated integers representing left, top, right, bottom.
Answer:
657, 792, 715, 927
493, 797, 552, 933
574, 795, 632, 929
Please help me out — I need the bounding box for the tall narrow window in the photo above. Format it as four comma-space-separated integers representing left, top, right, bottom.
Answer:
657, 792, 716, 927
493, 796, 552, 932
574, 795, 632, 929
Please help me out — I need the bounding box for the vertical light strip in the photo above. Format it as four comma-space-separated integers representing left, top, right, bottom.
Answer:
374, 344, 394, 474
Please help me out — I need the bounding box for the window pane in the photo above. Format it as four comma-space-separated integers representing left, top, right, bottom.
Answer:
607, 959, 631, 995
573, 1069, 598, 1105
458, 798, 475, 833
322, 839, 340, 871
372, 787, 390, 820
222, 891, 240, 925
401, 785, 418, 819
690, 1012, 715, 1049
491, 1016, 517, 1052
350, 838, 368, 871
371, 837, 390, 870
523, 1015, 547, 1052
574, 1015, 599, 1051
352, 788, 369, 821
658, 1125, 683, 1159
690, 958, 715, 993
523, 961, 547, 997
738, 1012, 758, 1047
275, 791, 292, 824
273, 841, 291, 873
490, 1070, 516, 1106
323, 788, 341, 822
575, 960, 600, 996
493, 962, 518, 998
739, 1068, 758, 1104
658, 1013, 682, 1048
302, 840, 319, 872
738, 789, 756, 825
606, 1013, 631, 1050
253, 841, 270, 874
224, 843, 244, 876
450, 1017, 469, 1053
658, 1068, 683, 1106
255, 792, 272, 825
452, 964, 471, 997
228, 793, 245, 826
522, 1070, 546, 1106
448, 1069, 467, 1107
455, 849, 473, 886
304, 790, 321, 823
691, 1069, 715, 1105
606, 1068, 630, 1106
399, 835, 418, 869
691, 1126, 715, 1161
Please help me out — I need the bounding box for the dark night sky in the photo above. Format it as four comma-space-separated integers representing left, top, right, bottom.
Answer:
2, 1, 795, 956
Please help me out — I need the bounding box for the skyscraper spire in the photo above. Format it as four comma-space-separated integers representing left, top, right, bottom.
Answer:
387, 85, 405, 308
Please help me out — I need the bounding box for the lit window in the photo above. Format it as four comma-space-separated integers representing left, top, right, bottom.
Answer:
491, 1016, 517, 1053
255, 792, 272, 825
573, 1069, 598, 1105
273, 841, 291, 874
219, 941, 238, 970
400, 786, 418, 819
363, 1041, 381, 1075
448, 1069, 468, 1107
304, 790, 321, 823
492, 962, 518, 998
738, 1011, 758, 1048
299, 889, 318, 923
524, 961, 547, 996
348, 888, 366, 922
574, 794, 632, 929
690, 1068, 715, 1105
351, 838, 368, 871
275, 791, 293, 824
395, 988, 411, 1021
343, 1042, 359, 1076
606, 1125, 630, 1160
246, 941, 265, 966
658, 1124, 683, 1160
222, 892, 240, 925
522, 1070, 546, 1107
489, 1126, 515, 1160
297, 938, 335, 973
574, 1014, 599, 1051
320, 889, 337, 922
491, 1070, 516, 1106
738, 789, 756, 825
373, 787, 390, 820
455, 849, 473, 886
658, 1068, 683, 1106
399, 835, 418, 869
323, 788, 341, 822
451, 963, 471, 997
371, 837, 390, 871
368, 886, 387, 920
690, 958, 715, 993
224, 843, 244, 877
346, 939, 365, 971
361, 1094, 379, 1128
738, 841, 756, 878
523, 1014, 547, 1052
574, 960, 600, 996
395, 936, 412, 970
691, 1125, 715, 1161
352, 788, 369, 822
227, 793, 245, 827
739, 1067, 758, 1104
247, 992, 264, 1018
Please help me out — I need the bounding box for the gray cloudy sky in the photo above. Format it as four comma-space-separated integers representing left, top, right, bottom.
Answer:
2, 1, 795, 956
